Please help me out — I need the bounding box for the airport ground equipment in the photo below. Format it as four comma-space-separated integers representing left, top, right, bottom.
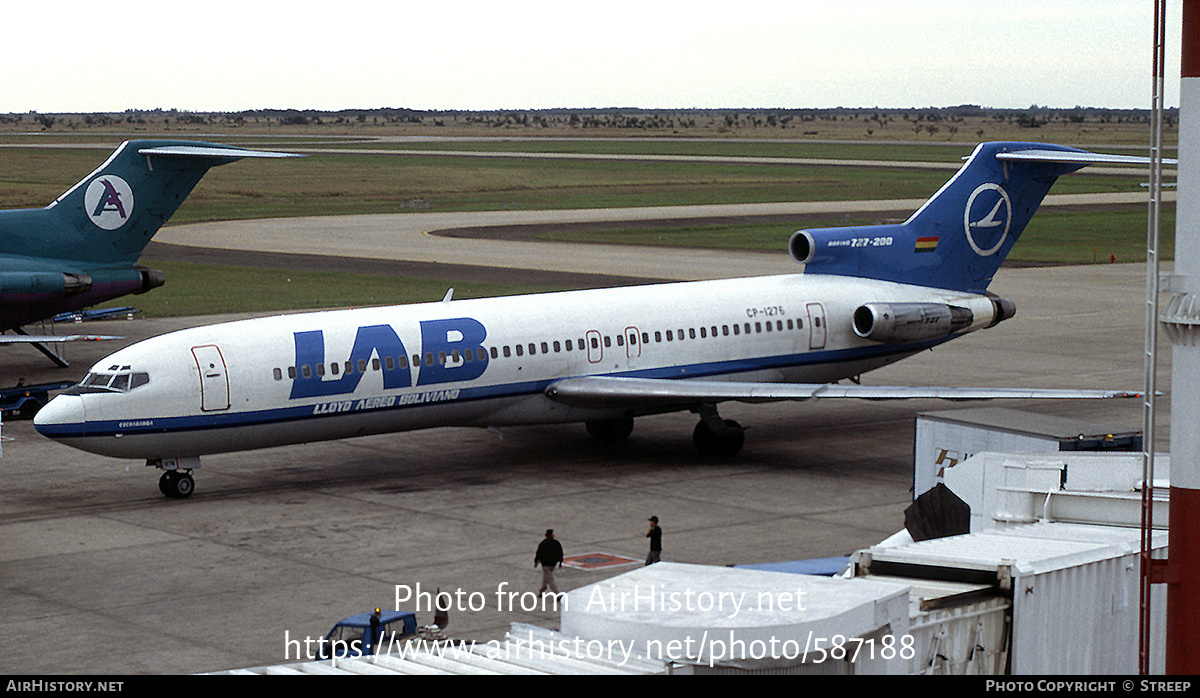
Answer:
0, 381, 73, 420
317, 610, 418, 660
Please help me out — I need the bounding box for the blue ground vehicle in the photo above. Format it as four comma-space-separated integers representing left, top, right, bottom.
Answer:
318, 609, 417, 659
0, 382, 73, 420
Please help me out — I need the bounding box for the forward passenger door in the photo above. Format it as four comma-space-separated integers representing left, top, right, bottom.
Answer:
191, 344, 230, 412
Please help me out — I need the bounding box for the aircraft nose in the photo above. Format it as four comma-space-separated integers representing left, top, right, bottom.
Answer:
33, 394, 86, 438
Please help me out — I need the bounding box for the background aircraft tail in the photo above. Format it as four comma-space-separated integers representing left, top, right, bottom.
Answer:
790, 141, 1137, 293
3, 140, 294, 267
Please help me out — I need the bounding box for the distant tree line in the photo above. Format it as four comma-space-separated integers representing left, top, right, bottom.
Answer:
6, 105, 1176, 131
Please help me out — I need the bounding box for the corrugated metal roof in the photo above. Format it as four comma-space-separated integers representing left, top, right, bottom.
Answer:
917, 407, 1137, 440
860, 522, 1167, 578
207, 624, 670, 676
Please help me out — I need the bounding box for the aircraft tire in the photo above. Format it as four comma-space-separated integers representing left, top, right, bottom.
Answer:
159, 471, 195, 499
693, 419, 745, 457
586, 417, 634, 442
173, 473, 195, 499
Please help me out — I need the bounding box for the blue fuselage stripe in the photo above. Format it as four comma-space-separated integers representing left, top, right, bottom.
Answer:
39, 338, 942, 440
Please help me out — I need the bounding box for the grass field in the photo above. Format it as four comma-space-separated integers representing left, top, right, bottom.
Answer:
0, 142, 1155, 218
532, 208, 1172, 264
0, 116, 1176, 317
127, 260, 560, 317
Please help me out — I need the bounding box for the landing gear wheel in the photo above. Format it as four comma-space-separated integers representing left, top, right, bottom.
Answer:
159, 471, 195, 499
586, 417, 634, 442
693, 419, 745, 457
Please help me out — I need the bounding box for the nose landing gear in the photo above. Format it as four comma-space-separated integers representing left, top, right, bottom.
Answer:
150, 457, 200, 499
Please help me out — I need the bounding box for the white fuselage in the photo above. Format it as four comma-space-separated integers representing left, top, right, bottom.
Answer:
34, 273, 998, 460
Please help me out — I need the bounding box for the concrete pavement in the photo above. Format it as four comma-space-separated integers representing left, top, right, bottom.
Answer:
0, 257, 1161, 673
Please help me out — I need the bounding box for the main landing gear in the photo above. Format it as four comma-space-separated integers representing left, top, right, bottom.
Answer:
151, 457, 200, 499
691, 406, 745, 457
586, 417, 635, 442
584, 406, 746, 457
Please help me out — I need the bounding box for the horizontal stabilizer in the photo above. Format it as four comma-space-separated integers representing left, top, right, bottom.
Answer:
136, 145, 301, 159
994, 149, 1177, 166
544, 376, 1140, 409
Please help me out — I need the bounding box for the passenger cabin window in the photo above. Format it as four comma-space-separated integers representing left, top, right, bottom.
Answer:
273, 310, 810, 382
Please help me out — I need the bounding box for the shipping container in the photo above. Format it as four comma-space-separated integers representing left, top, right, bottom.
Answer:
914, 407, 1141, 498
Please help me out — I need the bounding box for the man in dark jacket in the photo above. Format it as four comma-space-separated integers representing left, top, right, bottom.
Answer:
646, 516, 662, 565
535, 529, 564, 594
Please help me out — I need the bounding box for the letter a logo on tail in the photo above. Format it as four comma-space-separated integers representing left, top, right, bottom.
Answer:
83, 176, 135, 230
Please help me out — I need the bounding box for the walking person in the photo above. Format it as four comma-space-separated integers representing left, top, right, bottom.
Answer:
646, 516, 662, 565
535, 529, 564, 594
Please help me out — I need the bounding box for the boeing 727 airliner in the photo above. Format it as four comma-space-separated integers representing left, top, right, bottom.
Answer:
34, 142, 1147, 498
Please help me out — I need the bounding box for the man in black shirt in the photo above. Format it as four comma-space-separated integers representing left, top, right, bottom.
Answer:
535, 529, 564, 594
646, 516, 662, 565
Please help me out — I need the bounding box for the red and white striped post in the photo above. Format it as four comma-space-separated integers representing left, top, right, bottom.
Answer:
1165, 0, 1200, 674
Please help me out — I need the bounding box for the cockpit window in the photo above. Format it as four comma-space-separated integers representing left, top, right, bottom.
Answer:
68, 365, 150, 394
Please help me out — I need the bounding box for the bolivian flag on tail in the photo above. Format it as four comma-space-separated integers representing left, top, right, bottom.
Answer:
915, 236, 939, 253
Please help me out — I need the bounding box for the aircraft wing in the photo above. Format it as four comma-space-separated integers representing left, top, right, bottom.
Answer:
0, 334, 121, 344
544, 376, 1140, 409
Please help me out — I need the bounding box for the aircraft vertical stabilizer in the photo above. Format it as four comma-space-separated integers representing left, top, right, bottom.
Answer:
0, 141, 297, 337
9, 141, 293, 267
790, 141, 1152, 293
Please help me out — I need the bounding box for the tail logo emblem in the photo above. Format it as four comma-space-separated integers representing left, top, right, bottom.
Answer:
83, 176, 134, 230
963, 183, 1011, 257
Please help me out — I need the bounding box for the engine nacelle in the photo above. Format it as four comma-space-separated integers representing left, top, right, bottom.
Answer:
789, 224, 907, 267
853, 302, 974, 343
789, 230, 818, 264
136, 266, 166, 294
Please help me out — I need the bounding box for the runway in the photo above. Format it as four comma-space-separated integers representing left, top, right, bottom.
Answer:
0, 204, 1168, 673
156, 192, 1163, 282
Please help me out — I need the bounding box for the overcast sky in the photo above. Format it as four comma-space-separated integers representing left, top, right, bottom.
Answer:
3, 0, 1181, 113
